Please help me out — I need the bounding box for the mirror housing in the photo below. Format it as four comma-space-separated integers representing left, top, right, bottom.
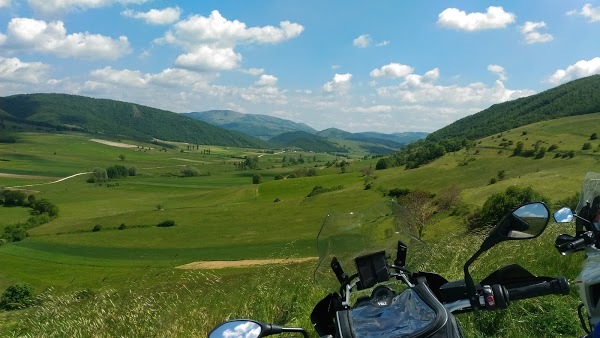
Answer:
463, 202, 550, 309
209, 319, 309, 338
209, 320, 263, 338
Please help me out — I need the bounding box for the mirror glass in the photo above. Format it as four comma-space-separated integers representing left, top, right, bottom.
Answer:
554, 207, 574, 223
500, 202, 549, 239
209, 320, 262, 338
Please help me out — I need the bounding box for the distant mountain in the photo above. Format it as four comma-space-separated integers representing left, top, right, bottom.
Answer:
0, 94, 267, 148
269, 131, 347, 153
317, 128, 353, 139
185, 110, 316, 140
428, 75, 600, 141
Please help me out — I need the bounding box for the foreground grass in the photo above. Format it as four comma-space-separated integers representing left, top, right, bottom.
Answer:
0, 223, 586, 337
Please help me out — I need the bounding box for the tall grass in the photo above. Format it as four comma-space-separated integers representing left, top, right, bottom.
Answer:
1, 223, 586, 337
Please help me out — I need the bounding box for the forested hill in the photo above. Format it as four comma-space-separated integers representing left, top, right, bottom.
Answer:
269, 131, 347, 153
0, 94, 267, 148
427, 75, 600, 141
185, 110, 316, 140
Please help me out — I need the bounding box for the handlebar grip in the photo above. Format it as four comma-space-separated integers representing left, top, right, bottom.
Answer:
507, 277, 570, 302
568, 237, 589, 251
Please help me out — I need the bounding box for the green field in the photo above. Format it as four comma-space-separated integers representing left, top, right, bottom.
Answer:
1, 115, 599, 336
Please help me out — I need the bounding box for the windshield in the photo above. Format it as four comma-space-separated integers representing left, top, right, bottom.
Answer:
576, 172, 600, 214
313, 199, 428, 291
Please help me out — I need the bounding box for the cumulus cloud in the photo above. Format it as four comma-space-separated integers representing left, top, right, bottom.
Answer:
376, 40, 390, 47
370, 63, 414, 79
0, 0, 11, 8
241, 68, 264, 76
121, 7, 181, 25
28, 0, 148, 17
174, 45, 241, 71
255, 74, 277, 87
89, 66, 217, 89
487, 64, 507, 81
158, 10, 303, 71
438, 6, 516, 31
0, 18, 130, 59
567, 4, 600, 22
377, 67, 534, 105
0, 57, 50, 84
353, 34, 371, 48
341, 105, 393, 113
520, 21, 553, 44
547, 57, 600, 84
323, 73, 352, 93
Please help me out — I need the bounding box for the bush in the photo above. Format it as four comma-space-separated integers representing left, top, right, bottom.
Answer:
468, 186, 549, 230
591, 133, 598, 140
118, 223, 126, 230
274, 174, 284, 180
128, 166, 138, 176
107, 165, 128, 179
252, 174, 262, 184
157, 220, 175, 227
31, 198, 59, 217
583, 142, 592, 150
489, 177, 497, 185
181, 166, 200, 177
548, 144, 559, 152
0, 283, 35, 310
92, 224, 102, 232
388, 188, 411, 198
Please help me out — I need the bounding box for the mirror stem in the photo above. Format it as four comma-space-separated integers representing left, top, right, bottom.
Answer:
464, 238, 495, 310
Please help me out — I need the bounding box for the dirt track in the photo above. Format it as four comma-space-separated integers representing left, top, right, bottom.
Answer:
90, 139, 138, 148
0, 173, 58, 180
175, 257, 318, 270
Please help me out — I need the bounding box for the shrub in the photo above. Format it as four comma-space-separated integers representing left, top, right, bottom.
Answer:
128, 166, 138, 176
548, 144, 558, 152
31, 198, 59, 217
469, 186, 549, 230
591, 133, 598, 140
181, 166, 200, 177
535, 147, 546, 159
388, 188, 411, 198
106, 165, 128, 179
92, 224, 102, 232
252, 174, 262, 184
118, 223, 126, 230
273, 198, 282, 203
583, 142, 592, 150
489, 177, 497, 185
157, 220, 175, 227
0, 283, 35, 310
274, 174, 284, 180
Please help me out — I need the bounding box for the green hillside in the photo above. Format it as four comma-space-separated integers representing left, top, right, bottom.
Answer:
269, 131, 348, 152
185, 110, 316, 139
428, 75, 600, 141
0, 94, 267, 148
2, 113, 600, 336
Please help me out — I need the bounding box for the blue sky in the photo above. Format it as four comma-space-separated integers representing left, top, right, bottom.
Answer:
1, 1, 600, 133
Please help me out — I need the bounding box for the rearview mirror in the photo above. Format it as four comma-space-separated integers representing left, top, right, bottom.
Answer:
554, 207, 574, 223
496, 202, 550, 240
209, 320, 262, 338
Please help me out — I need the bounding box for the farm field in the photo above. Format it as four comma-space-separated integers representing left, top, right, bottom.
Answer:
1, 113, 600, 336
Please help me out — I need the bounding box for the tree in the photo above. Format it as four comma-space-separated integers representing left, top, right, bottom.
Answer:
397, 190, 438, 240
497, 170, 506, 181
87, 167, 108, 183
591, 133, 598, 140
106, 165, 128, 179
535, 147, 546, 159
32, 199, 59, 217
180, 166, 200, 177
1, 190, 27, 206
119, 154, 126, 161
245, 156, 259, 170
252, 174, 262, 184
583, 142, 592, 150
0, 283, 35, 310
118, 223, 126, 230
513, 141, 524, 156
92, 224, 102, 232
128, 166, 139, 176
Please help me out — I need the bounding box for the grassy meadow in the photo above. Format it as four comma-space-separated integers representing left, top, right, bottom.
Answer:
1, 113, 600, 336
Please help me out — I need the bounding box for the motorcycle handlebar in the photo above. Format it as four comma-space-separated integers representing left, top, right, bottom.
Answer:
506, 277, 570, 302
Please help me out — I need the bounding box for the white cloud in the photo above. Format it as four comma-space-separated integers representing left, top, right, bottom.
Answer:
487, 64, 507, 81
28, 0, 148, 17
331, 64, 341, 70
370, 63, 414, 79
341, 105, 393, 113
377, 67, 534, 105
376, 40, 390, 47
241, 68, 264, 76
547, 57, 600, 84
255, 74, 277, 87
175, 45, 242, 71
353, 34, 371, 48
161, 10, 303, 48
0, 18, 130, 60
0, 0, 11, 8
438, 6, 516, 31
0, 57, 50, 84
158, 10, 303, 71
323, 73, 352, 93
89, 66, 216, 89
520, 21, 553, 44
567, 4, 600, 22
121, 7, 181, 25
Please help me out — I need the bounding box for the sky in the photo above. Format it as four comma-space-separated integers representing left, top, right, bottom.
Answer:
1, 1, 600, 134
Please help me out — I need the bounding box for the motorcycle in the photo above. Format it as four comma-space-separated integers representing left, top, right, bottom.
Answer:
210, 200, 570, 338
554, 172, 600, 336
